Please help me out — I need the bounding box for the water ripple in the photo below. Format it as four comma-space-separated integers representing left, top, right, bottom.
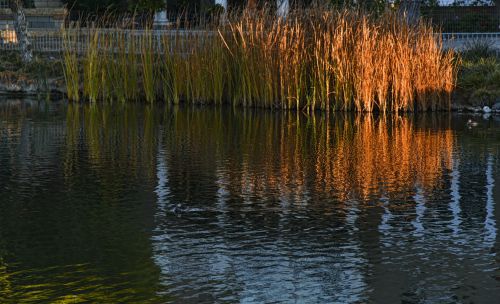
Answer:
1, 101, 500, 303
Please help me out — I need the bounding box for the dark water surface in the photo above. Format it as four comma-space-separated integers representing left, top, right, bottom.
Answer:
0, 99, 499, 303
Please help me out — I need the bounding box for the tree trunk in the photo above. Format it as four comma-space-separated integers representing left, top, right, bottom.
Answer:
9, 0, 33, 64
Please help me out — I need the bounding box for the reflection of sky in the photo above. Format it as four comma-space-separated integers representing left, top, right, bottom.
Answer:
449, 157, 462, 237
484, 153, 496, 246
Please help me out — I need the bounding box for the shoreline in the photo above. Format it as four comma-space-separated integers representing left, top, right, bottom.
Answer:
0, 77, 65, 97
0, 87, 499, 114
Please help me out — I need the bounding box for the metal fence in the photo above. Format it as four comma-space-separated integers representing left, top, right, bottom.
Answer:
0, 5, 499, 53
0, 28, 215, 54
0, 28, 62, 52
2, 28, 499, 54
0, 30, 480, 53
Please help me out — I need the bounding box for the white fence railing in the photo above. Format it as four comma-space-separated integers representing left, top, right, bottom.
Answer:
442, 32, 500, 40
441, 32, 500, 51
1, 29, 500, 53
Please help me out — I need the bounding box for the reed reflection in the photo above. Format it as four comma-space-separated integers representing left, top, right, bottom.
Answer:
161, 111, 455, 204
154, 110, 472, 302
317, 115, 454, 201
64, 103, 160, 182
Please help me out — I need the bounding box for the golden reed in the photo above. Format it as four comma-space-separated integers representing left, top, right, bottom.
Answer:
62, 7, 457, 112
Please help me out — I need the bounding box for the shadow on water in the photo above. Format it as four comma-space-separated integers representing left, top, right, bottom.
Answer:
0, 100, 165, 303
0, 99, 499, 303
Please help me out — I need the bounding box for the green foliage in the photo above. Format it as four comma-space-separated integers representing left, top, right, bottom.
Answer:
22, 56, 62, 78
469, 87, 500, 106
330, 0, 389, 13
0, 51, 62, 79
459, 57, 498, 88
455, 13, 498, 33
23, 0, 35, 8
129, 0, 165, 12
63, 0, 165, 13
458, 56, 500, 105
64, 0, 126, 12
0, 52, 24, 72
163, 0, 215, 17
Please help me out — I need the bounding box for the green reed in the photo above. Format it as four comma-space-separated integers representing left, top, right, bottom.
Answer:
141, 28, 156, 103
83, 25, 101, 103
61, 25, 80, 102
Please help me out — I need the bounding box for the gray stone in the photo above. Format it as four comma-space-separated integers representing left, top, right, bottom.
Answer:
483, 106, 492, 113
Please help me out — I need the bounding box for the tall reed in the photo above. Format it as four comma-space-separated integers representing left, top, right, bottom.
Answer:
61, 23, 80, 102
82, 23, 101, 103
141, 28, 156, 103
61, 7, 457, 112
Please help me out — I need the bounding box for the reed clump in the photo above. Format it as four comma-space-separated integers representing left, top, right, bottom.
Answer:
61, 7, 457, 112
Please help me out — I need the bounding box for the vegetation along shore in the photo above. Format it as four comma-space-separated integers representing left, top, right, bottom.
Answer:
61, 7, 457, 112
2, 7, 500, 112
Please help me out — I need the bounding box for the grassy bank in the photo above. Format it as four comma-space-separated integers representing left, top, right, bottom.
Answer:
455, 42, 500, 108
61, 7, 457, 112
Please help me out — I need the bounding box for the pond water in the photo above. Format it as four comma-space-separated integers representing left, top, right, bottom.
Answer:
0, 99, 499, 303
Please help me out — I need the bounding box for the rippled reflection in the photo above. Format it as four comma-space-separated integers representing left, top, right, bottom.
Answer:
153, 109, 500, 303
0, 100, 500, 303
